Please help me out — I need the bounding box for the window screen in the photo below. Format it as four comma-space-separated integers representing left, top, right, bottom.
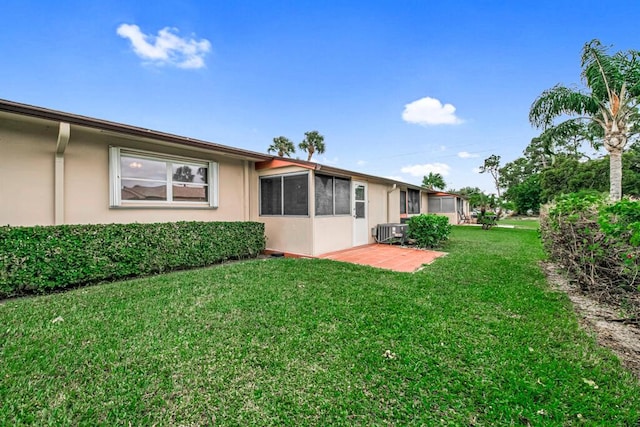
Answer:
334, 178, 350, 215
315, 175, 351, 216
428, 197, 441, 212
260, 173, 309, 216
441, 197, 455, 212
408, 189, 420, 214
315, 175, 333, 215
400, 191, 407, 214
284, 174, 308, 215
260, 176, 282, 215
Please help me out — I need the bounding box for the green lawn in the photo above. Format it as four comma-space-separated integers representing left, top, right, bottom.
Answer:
1, 227, 638, 425
498, 216, 540, 229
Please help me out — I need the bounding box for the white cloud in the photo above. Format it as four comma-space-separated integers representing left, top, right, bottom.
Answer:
117, 24, 211, 69
472, 167, 483, 173
356, 160, 367, 166
384, 175, 405, 182
401, 163, 451, 177
317, 156, 339, 165
402, 97, 463, 126
458, 151, 479, 158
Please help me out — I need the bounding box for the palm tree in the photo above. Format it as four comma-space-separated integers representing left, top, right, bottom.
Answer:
298, 131, 325, 161
267, 136, 296, 157
529, 39, 640, 200
421, 172, 446, 190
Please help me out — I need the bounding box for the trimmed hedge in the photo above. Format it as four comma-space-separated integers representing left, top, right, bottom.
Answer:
0, 221, 266, 298
407, 214, 452, 248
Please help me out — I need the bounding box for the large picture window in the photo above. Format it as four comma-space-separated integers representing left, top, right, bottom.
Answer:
260, 173, 309, 216
109, 147, 218, 207
315, 174, 350, 216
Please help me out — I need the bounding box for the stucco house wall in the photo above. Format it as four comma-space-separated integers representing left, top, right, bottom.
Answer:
0, 106, 265, 227
1, 99, 434, 258
0, 115, 56, 226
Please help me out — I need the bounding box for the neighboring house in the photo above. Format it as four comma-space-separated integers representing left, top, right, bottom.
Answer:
0, 99, 445, 257
428, 191, 470, 224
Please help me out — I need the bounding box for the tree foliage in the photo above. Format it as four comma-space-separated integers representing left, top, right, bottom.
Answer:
298, 130, 326, 161
421, 172, 446, 190
268, 136, 296, 157
530, 39, 640, 200
479, 154, 502, 198
507, 175, 542, 214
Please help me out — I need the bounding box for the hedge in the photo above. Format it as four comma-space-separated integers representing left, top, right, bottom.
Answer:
0, 221, 266, 298
539, 193, 640, 317
406, 214, 452, 248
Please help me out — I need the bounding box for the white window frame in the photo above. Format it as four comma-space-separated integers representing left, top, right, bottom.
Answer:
109, 147, 219, 208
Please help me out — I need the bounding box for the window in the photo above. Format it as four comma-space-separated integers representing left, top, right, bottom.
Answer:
259, 173, 309, 216
109, 147, 218, 207
407, 189, 420, 214
400, 191, 407, 214
428, 196, 455, 213
315, 174, 350, 216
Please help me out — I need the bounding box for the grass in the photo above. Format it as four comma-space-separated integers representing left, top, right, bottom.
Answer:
498, 216, 540, 229
1, 226, 638, 425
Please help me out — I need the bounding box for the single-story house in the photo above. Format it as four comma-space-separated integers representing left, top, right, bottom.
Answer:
427, 191, 471, 224
0, 99, 467, 257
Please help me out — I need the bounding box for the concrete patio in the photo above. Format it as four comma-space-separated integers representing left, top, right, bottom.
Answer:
319, 244, 446, 273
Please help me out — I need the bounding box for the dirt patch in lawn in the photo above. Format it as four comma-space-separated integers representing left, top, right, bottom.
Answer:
542, 262, 640, 380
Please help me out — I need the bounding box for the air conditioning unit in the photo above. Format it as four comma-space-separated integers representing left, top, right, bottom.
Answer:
374, 223, 408, 244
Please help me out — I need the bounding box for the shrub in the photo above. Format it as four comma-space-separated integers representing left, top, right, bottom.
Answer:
0, 221, 266, 298
407, 214, 452, 248
540, 193, 640, 316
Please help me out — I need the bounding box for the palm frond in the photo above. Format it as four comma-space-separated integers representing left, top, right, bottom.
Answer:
529, 85, 598, 128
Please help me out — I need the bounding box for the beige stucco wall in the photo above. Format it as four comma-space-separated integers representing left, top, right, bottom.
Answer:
2, 110, 420, 257
421, 192, 429, 214
261, 216, 314, 255
367, 182, 391, 232
0, 115, 253, 226
386, 187, 401, 223
313, 216, 352, 256
1, 116, 58, 225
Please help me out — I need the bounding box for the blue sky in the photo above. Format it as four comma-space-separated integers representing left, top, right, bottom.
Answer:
2, 1, 639, 193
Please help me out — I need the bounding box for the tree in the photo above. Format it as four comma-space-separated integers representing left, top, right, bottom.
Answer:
421, 172, 446, 190
452, 186, 487, 209
508, 175, 542, 215
479, 154, 502, 198
173, 165, 194, 182
298, 131, 325, 161
267, 136, 296, 157
530, 39, 640, 200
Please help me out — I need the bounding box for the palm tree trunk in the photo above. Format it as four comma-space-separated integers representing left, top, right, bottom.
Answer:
609, 149, 623, 201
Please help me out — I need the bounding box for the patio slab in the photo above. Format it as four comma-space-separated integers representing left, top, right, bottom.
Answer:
319, 244, 446, 273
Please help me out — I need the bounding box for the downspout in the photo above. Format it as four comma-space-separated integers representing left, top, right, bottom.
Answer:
54, 122, 70, 225
243, 160, 250, 220
387, 184, 397, 223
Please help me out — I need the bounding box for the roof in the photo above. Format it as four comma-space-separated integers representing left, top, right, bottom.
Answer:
431, 191, 468, 199
0, 98, 434, 192
256, 158, 432, 192
0, 98, 272, 162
